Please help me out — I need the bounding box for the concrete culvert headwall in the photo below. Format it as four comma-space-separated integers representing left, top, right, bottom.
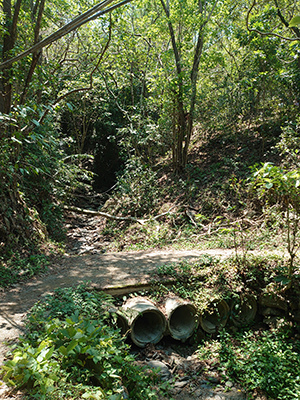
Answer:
123, 298, 166, 347
164, 298, 198, 341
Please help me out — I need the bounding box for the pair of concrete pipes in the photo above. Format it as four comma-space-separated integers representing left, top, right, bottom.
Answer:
113, 295, 257, 347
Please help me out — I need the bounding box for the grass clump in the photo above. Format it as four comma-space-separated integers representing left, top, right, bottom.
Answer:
0, 284, 164, 400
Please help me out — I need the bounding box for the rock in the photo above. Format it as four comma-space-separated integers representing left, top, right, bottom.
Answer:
225, 381, 233, 388
146, 360, 172, 381
174, 380, 189, 389
201, 383, 213, 390
259, 293, 287, 312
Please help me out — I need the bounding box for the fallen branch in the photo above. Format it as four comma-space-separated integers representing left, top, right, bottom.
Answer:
63, 205, 176, 225
185, 208, 198, 228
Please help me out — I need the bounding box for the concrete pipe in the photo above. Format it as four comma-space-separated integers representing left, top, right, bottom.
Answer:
200, 299, 230, 334
164, 297, 198, 341
115, 312, 129, 335
122, 297, 167, 347
108, 306, 129, 336
230, 294, 257, 327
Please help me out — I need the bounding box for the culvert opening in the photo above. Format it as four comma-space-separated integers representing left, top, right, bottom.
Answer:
169, 304, 197, 340
131, 310, 166, 347
200, 300, 229, 334
231, 295, 257, 327
202, 311, 220, 332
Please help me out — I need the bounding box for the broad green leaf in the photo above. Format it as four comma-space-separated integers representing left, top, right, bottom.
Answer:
67, 326, 77, 338
274, 275, 291, 285
44, 346, 55, 361
74, 331, 84, 339
108, 395, 122, 400
59, 345, 67, 356
37, 340, 49, 353
32, 119, 40, 127
46, 323, 57, 334
289, 16, 300, 27
66, 340, 78, 353
37, 346, 53, 363
66, 102, 73, 111
82, 390, 105, 399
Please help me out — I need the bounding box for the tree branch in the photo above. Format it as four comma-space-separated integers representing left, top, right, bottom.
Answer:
38, 17, 112, 125
274, 0, 300, 38
246, 0, 300, 41
63, 205, 176, 225
0, 0, 133, 70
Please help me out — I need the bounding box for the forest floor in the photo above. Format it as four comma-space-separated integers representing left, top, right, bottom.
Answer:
0, 211, 278, 399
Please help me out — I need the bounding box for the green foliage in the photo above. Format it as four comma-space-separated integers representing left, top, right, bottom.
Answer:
217, 326, 300, 399
151, 254, 286, 314
20, 119, 94, 239
276, 119, 300, 168
1, 0, 300, 259
1, 285, 162, 399
117, 114, 164, 161
249, 162, 300, 282
0, 252, 49, 288
250, 162, 300, 208
2, 316, 157, 399
0, 106, 96, 244
114, 156, 160, 216
289, 15, 300, 27
27, 284, 114, 327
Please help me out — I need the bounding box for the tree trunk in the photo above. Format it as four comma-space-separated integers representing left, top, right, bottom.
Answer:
0, 0, 22, 114
183, 31, 204, 166
159, 0, 209, 171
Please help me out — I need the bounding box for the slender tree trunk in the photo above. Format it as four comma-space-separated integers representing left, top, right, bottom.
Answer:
159, 0, 210, 171
20, 0, 45, 104
0, 0, 22, 114
159, 0, 187, 171
183, 31, 204, 166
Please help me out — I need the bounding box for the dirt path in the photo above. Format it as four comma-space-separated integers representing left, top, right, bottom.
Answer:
0, 248, 236, 365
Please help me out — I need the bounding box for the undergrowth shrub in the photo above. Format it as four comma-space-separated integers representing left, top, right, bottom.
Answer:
0, 284, 163, 400
198, 324, 300, 400
0, 252, 49, 288
113, 156, 160, 216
